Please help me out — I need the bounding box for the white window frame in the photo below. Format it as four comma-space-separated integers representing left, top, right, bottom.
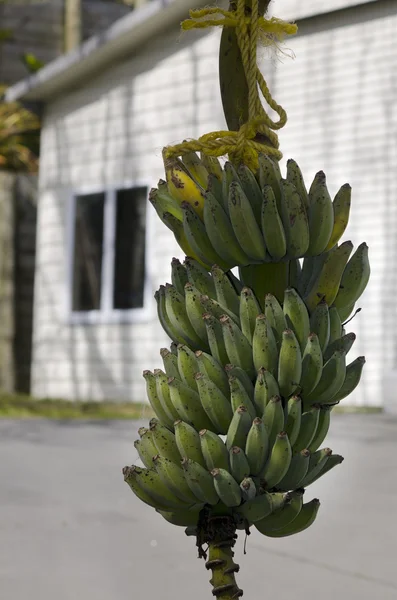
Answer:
65, 180, 153, 325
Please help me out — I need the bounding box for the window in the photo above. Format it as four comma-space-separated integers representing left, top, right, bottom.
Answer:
67, 185, 150, 323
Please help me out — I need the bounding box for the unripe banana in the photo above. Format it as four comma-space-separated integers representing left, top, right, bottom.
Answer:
226, 405, 252, 451
134, 436, 156, 469
164, 156, 205, 218
261, 432, 292, 489
170, 342, 178, 356
200, 293, 240, 325
278, 329, 302, 398
283, 288, 310, 353
332, 242, 370, 310
323, 332, 356, 363
153, 454, 200, 503
220, 314, 255, 377
305, 454, 344, 486
168, 376, 214, 431
155, 286, 185, 346
154, 369, 181, 423
304, 350, 346, 407
177, 344, 199, 391
143, 370, 174, 430
211, 264, 240, 319
277, 449, 310, 491
309, 301, 330, 353
237, 164, 264, 222
293, 405, 321, 452
211, 468, 242, 507
325, 183, 351, 251
225, 364, 255, 399
171, 257, 189, 296
201, 153, 223, 181
174, 420, 206, 467
149, 183, 183, 223
263, 395, 285, 450
184, 256, 216, 297
240, 477, 257, 501
199, 428, 230, 471
261, 185, 287, 261
123, 465, 182, 511
183, 283, 209, 345
229, 446, 251, 483
299, 333, 323, 396
279, 180, 310, 258
327, 356, 365, 405
258, 153, 282, 213
236, 492, 274, 522
228, 181, 267, 261
181, 151, 209, 189
307, 407, 331, 452
245, 417, 269, 476
203, 313, 229, 366
182, 201, 230, 270
306, 171, 334, 256
195, 350, 230, 397
239, 287, 262, 343
150, 420, 181, 465
286, 158, 309, 211
164, 283, 203, 349
222, 161, 241, 213
284, 395, 302, 448
195, 371, 234, 434
258, 497, 320, 537
181, 458, 219, 505
162, 211, 206, 266
157, 507, 202, 528
264, 293, 287, 346
252, 314, 278, 376
253, 368, 280, 415
328, 306, 342, 345
299, 448, 333, 488
229, 376, 257, 419
304, 242, 353, 312
160, 347, 180, 380
203, 191, 251, 266
255, 489, 304, 535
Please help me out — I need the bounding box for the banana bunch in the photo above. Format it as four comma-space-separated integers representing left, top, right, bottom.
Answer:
150, 152, 354, 270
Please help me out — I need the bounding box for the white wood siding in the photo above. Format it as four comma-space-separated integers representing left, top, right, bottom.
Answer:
33, 1, 396, 406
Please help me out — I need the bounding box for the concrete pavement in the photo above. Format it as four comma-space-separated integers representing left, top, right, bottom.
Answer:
0, 414, 396, 600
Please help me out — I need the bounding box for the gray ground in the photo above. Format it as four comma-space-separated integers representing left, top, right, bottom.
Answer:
1, 414, 396, 600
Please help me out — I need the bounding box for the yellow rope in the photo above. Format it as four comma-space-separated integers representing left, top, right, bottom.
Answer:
164, 0, 297, 170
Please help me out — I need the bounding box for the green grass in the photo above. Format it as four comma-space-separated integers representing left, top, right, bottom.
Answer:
0, 393, 154, 420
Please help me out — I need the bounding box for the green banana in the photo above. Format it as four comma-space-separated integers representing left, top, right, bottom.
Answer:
304, 350, 346, 407
304, 242, 353, 312
203, 190, 251, 266
259, 498, 320, 537
264, 293, 287, 346
181, 458, 219, 505
261, 185, 287, 260
211, 264, 240, 319
284, 395, 302, 448
253, 368, 280, 415
171, 257, 189, 296
258, 154, 283, 213
181, 151, 209, 188
149, 420, 181, 465
293, 405, 321, 452
211, 468, 242, 507
220, 314, 255, 377
323, 332, 356, 362
286, 158, 309, 211
255, 490, 304, 534
162, 212, 208, 268
263, 396, 285, 450
154, 368, 181, 423
226, 405, 253, 451
153, 455, 200, 503
337, 302, 356, 323
184, 256, 216, 297
149, 183, 183, 222
298, 256, 315, 297
325, 183, 351, 251
309, 301, 330, 353
279, 180, 310, 258
160, 347, 180, 380
164, 283, 203, 349
225, 364, 255, 400
278, 329, 302, 398
195, 350, 230, 397
261, 432, 292, 489
229, 376, 257, 419
328, 306, 342, 345
174, 420, 206, 467
307, 407, 331, 452
299, 333, 323, 396
203, 313, 229, 366
305, 454, 344, 486
245, 417, 269, 476
236, 492, 274, 522
240, 477, 257, 501
156, 507, 202, 528
199, 428, 230, 471
155, 286, 185, 346
306, 171, 334, 255
183, 284, 212, 346
201, 153, 222, 181
168, 376, 214, 431
238, 163, 264, 222
333, 242, 370, 310
252, 314, 278, 376
229, 446, 251, 483
170, 342, 178, 356
123, 465, 185, 511
142, 370, 174, 430
195, 371, 233, 434
283, 288, 310, 353
277, 449, 310, 491
200, 293, 240, 325
177, 344, 199, 391
327, 356, 365, 405
228, 181, 267, 262
299, 448, 332, 487
239, 287, 262, 343
134, 436, 156, 469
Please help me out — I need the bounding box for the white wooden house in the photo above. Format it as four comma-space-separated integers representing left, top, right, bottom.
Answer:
6, 0, 397, 408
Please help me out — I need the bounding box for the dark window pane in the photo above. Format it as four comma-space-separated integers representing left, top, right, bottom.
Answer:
113, 187, 147, 309
72, 193, 104, 311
